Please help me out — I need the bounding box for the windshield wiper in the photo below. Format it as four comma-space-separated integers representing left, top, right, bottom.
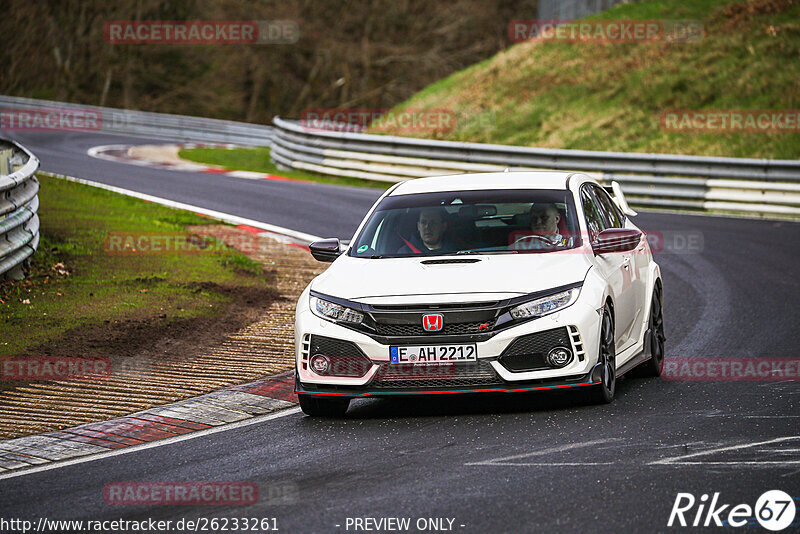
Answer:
446, 249, 518, 255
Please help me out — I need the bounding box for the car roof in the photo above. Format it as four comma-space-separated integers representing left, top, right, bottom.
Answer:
388, 171, 588, 196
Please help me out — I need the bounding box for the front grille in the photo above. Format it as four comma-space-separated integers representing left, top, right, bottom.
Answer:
375, 321, 493, 337
309, 335, 372, 377
371, 360, 503, 388
498, 327, 571, 372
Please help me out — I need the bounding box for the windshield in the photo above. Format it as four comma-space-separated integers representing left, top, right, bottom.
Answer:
349, 189, 582, 258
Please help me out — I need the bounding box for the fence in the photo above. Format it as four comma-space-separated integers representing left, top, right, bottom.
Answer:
538, 0, 635, 20
0, 95, 274, 146
270, 117, 800, 217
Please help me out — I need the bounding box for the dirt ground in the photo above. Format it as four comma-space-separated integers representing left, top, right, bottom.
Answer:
22, 282, 279, 362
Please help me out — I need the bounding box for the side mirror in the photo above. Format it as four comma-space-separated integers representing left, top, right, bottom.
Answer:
592, 228, 642, 255
308, 238, 342, 262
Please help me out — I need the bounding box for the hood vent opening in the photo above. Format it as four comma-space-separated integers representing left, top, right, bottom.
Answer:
420, 258, 482, 265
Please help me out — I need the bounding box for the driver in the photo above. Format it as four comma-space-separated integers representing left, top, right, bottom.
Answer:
398, 207, 455, 254
514, 203, 570, 249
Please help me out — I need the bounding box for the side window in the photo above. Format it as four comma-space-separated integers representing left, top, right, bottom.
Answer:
580, 187, 605, 242
592, 185, 624, 229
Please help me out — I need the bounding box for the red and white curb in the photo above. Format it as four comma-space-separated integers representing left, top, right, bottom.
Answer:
87, 143, 304, 183
0, 372, 297, 474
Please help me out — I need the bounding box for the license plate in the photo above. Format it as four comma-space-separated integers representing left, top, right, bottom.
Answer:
389, 344, 477, 365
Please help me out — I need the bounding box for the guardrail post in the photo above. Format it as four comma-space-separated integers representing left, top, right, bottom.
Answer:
4, 263, 25, 281
0, 148, 11, 175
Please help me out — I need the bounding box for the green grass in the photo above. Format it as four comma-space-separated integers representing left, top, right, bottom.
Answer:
0, 174, 271, 357
178, 147, 390, 190
373, 0, 800, 159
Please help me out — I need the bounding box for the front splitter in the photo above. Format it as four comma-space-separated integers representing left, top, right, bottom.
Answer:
296, 368, 600, 398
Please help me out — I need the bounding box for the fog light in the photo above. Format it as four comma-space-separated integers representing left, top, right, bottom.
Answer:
310, 354, 330, 375
546, 347, 573, 368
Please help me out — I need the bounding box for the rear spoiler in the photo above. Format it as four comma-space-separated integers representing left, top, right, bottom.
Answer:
603, 181, 637, 217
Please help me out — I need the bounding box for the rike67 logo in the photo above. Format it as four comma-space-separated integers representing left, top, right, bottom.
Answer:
669, 490, 796, 531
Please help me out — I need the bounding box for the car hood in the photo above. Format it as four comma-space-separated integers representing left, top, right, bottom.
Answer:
311, 252, 592, 302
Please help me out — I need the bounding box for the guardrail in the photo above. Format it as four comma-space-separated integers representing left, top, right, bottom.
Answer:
0, 140, 40, 280
271, 117, 800, 217
0, 95, 274, 146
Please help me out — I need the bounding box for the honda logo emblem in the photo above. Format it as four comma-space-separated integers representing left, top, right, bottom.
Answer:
422, 313, 444, 332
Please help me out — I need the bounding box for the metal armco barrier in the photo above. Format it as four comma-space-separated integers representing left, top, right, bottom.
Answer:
0, 95, 274, 146
271, 117, 800, 216
538, 0, 631, 20
0, 140, 40, 280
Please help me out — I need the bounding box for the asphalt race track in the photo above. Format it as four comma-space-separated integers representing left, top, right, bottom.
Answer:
1, 131, 798, 533
11, 131, 382, 239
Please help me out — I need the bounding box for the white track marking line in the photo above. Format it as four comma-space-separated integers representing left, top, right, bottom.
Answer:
662, 461, 800, 466
465, 438, 619, 466
696, 415, 800, 419
227, 170, 270, 179
649, 436, 800, 466
89, 144, 270, 178
87, 144, 130, 160
474, 462, 615, 467
0, 407, 301, 482
48, 173, 321, 243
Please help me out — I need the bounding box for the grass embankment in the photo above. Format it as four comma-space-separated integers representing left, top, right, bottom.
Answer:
375, 0, 800, 159
0, 174, 273, 358
178, 147, 390, 189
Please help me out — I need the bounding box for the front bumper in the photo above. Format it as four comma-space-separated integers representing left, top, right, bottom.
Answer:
295, 286, 603, 396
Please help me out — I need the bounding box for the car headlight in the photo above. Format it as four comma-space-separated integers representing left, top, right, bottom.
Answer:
510, 288, 580, 320
310, 296, 364, 324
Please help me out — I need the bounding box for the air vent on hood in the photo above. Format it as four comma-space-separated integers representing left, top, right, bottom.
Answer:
420, 258, 482, 265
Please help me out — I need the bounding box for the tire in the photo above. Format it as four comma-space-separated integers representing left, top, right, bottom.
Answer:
298, 395, 350, 417
586, 306, 616, 405
631, 283, 666, 378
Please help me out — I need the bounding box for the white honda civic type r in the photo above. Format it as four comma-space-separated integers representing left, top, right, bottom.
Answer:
294, 171, 665, 416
